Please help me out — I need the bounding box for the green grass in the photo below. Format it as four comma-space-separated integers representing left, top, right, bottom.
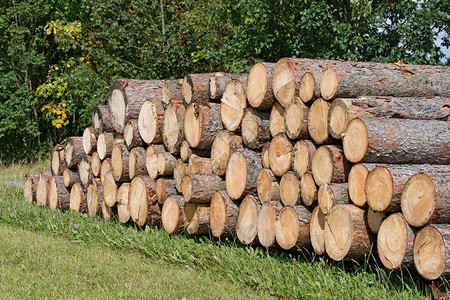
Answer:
0, 162, 446, 299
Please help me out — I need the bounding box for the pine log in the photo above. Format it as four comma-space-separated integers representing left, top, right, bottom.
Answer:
157, 152, 177, 176
108, 79, 163, 133
51, 144, 66, 175
111, 143, 130, 182
280, 171, 301, 206
179, 140, 210, 162
257, 169, 281, 203
325, 205, 374, 261
129, 175, 158, 227
92, 105, 114, 136
342, 118, 450, 164
308, 98, 336, 144
261, 142, 270, 169
367, 207, 386, 234
347, 163, 376, 207
269, 102, 285, 137
318, 183, 350, 214
162, 102, 185, 154
300, 172, 318, 206
182, 73, 213, 106
220, 79, 247, 132
116, 182, 131, 224
209, 72, 247, 100
211, 131, 243, 176
257, 201, 284, 248
78, 155, 92, 191
246, 62, 276, 109
91, 152, 101, 177
292, 140, 316, 178
284, 97, 309, 140
236, 195, 261, 245
138, 97, 165, 144
82, 127, 97, 155
185, 102, 223, 149
210, 191, 239, 238
310, 206, 326, 255
97, 132, 114, 160
69, 182, 86, 213
186, 155, 211, 175
161, 195, 186, 234
241, 108, 270, 149
63, 168, 79, 188
174, 159, 188, 193
413, 224, 450, 280
226, 148, 262, 200
87, 178, 103, 217
124, 119, 144, 149
36, 171, 52, 207
114, 133, 124, 145
401, 171, 450, 227
156, 178, 177, 204
275, 205, 311, 251
182, 174, 225, 204
320, 62, 450, 101
102, 200, 117, 222
161, 78, 183, 108
129, 147, 147, 179
377, 213, 415, 270
64, 137, 84, 169
100, 158, 112, 183
102, 170, 118, 207
48, 176, 70, 211
23, 173, 39, 203
145, 144, 166, 180
311, 145, 350, 185
184, 204, 210, 235
268, 133, 293, 177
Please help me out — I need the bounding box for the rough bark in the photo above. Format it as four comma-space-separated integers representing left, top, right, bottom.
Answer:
241, 108, 270, 149
156, 178, 178, 204
209, 72, 246, 100
157, 152, 177, 176
284, 97, 309, 139
23, 173, 39, 203
211, 131, 243, 176
182, 73, 213, 106
182, 173, 225, 203
179, 140, 210, 162
129, 147, 147, 179
292, 140, 316, 178
185, 102, 223, 149
162, 102, 185, 154
210, 191, 239, 238
311, 145, 350, 185
48, 176, 70, 211
220, 79, 247, 132
51, 144, 66, 175
161, 78, 183, 108
92, 105, 114, 136
64, 136, 84, 169
275, 205, 312, 250
246, 62, 276, 109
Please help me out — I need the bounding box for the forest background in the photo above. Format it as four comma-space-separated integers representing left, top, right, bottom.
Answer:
0, 0, 448, 163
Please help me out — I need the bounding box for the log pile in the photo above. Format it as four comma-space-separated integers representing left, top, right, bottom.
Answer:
24, 58, 450, 281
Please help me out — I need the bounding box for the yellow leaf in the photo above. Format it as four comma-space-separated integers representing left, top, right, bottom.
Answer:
55, 123, 62, 129
55, 66, 59, 70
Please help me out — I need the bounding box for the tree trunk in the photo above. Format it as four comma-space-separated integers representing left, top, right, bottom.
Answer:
182, 73, 213, 106
300, 172, 318, 206
82, 127, 97, 155
162, 102, 185, 154
257, 169, 281, 203
108, 79, 164, 133
280, 171, 301, 206
308, 98, 336, 144
236, 195, 261, 245
97, 132, 114, 160
292, 140, 316, 178
257, 201, 284, 248
187, 154, 212, 174
348, 163, 376, 207
129, 147, 147, 179
211, 131, 243, 176
157, 152, 177, 176
87, 178, 104, 217
48, 176, 70, 211
179, 140, 210, 162
161, 195, 186, 234
241, 108, 270, 149
111, 143, 130, 182
156, 178, 178, 204
174, 159, 188, 193
161, 78, 183, 108
209, 72, 247, 100
23, 173, 39, 203
184, 204, 210, 235
367, 207, 386, 234
318, 183, 350, 214
92, 105, 114, 136
145, 144, 166, 180
226, 148, 262, 200
36, 171, 52, 207
402, 171, 450, 227
310, 206, 326, 255
124, 119, 145, 149
91, 152, 101, 178
320, 62, 450, 101
220, 79, 247, 132
102, 169, 118, 207
182, 173, 225, 203
78, 154, 93, 191
325, 204, 374, 261
311, 145, 350, 185
64, 136, 84, 169
62, 168, 79, 188
342, 118, 450, 164
69, 182, 86, 213
275, 205, 312, 250
51, 144, 66, 175
185, 102, 223, 149
413, 224, 450, 280
117, 182, 131, 224
268, 133, 293, 177
138, 97, 165, 144
285, 97, 309, 139
129, 175, 158, 227
269, 102, 285, 137
210, 191, 239, 238
246, 62, 276, 109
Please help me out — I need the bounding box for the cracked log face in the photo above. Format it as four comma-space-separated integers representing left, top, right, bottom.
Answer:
272, 58, 296, 107
246, 62, 275, 109
221, 79, 247, 132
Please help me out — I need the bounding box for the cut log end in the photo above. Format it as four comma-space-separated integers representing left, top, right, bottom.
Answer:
341, 118, 368, 163
299, 72, 316, 103
210, 191, 238, 238
308, 98, 332, 144
211, 131, 237, 176
257, 169, 279, 203
23, 175, 35, 203
70, 183, 86, 212
109, 88, 126, 133
269, 102, 285, 137
311, 146, 335, 186
86, 180, 102, 217
102, 171, 118, 207
129, 176, 157, 227
300, 172, 318, 206
117, 183, 130, 223
181, 175, 192, 202
367, 208, 386, 234
236, 195, 260, 245
184, 104, 203, 148
162, 102, 184, 153
328, 98, 350, 140
348, 164, 369, 207
292, 140, 316, 178
273, 58, 295, 107
91, 152, 101, 177
138, 100, 159, 144
280, 172, 300, 206
161, 195, 183, 234
181, 75, 193, 105
83, 127, 97, 154
225, 151, 248, 200
36, 172, 52, 207
310, 206, 326, 255
268, 133, 293, 177
247, 63, 270, 108
221, 79, 247, 131
257, 202, 280, 248
365, 166, 393, 212
320, 67, 338, 101
275, 206, 299, 250
284, 98, 309, 140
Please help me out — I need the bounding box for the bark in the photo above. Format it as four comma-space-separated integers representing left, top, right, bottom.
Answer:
157, 152, 177, 176
182, 73, 213, 106
210, 191, 239, 238
246, 62, 276, 109
209, 72, 246, 100
211, 131, 243, 176
64, 136, 84, 169
241, 108, 270, 149
124, 119, 145, 149
92, 105, 114, 136
311, 145, 350, 185
51, 144, 66, 175
23, 173, 39, 203
161, 78, 183, 108
284, 97, 309, 139
185, 102, 223, 149
292, 140, 316, 178
162, 102, 185, 154
180, 140, 211, 162
156, 178, 178, 204
182, 173, 225, 203
318, 183, 350, 214
111, 143, 130, 182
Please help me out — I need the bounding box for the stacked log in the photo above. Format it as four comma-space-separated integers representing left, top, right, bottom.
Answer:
23, 57, 450, 282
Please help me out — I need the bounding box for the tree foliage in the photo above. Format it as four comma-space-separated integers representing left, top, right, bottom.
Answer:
0, 0, 448, 162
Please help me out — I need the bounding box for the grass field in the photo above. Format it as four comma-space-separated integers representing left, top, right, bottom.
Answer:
0, 161, 446, 299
